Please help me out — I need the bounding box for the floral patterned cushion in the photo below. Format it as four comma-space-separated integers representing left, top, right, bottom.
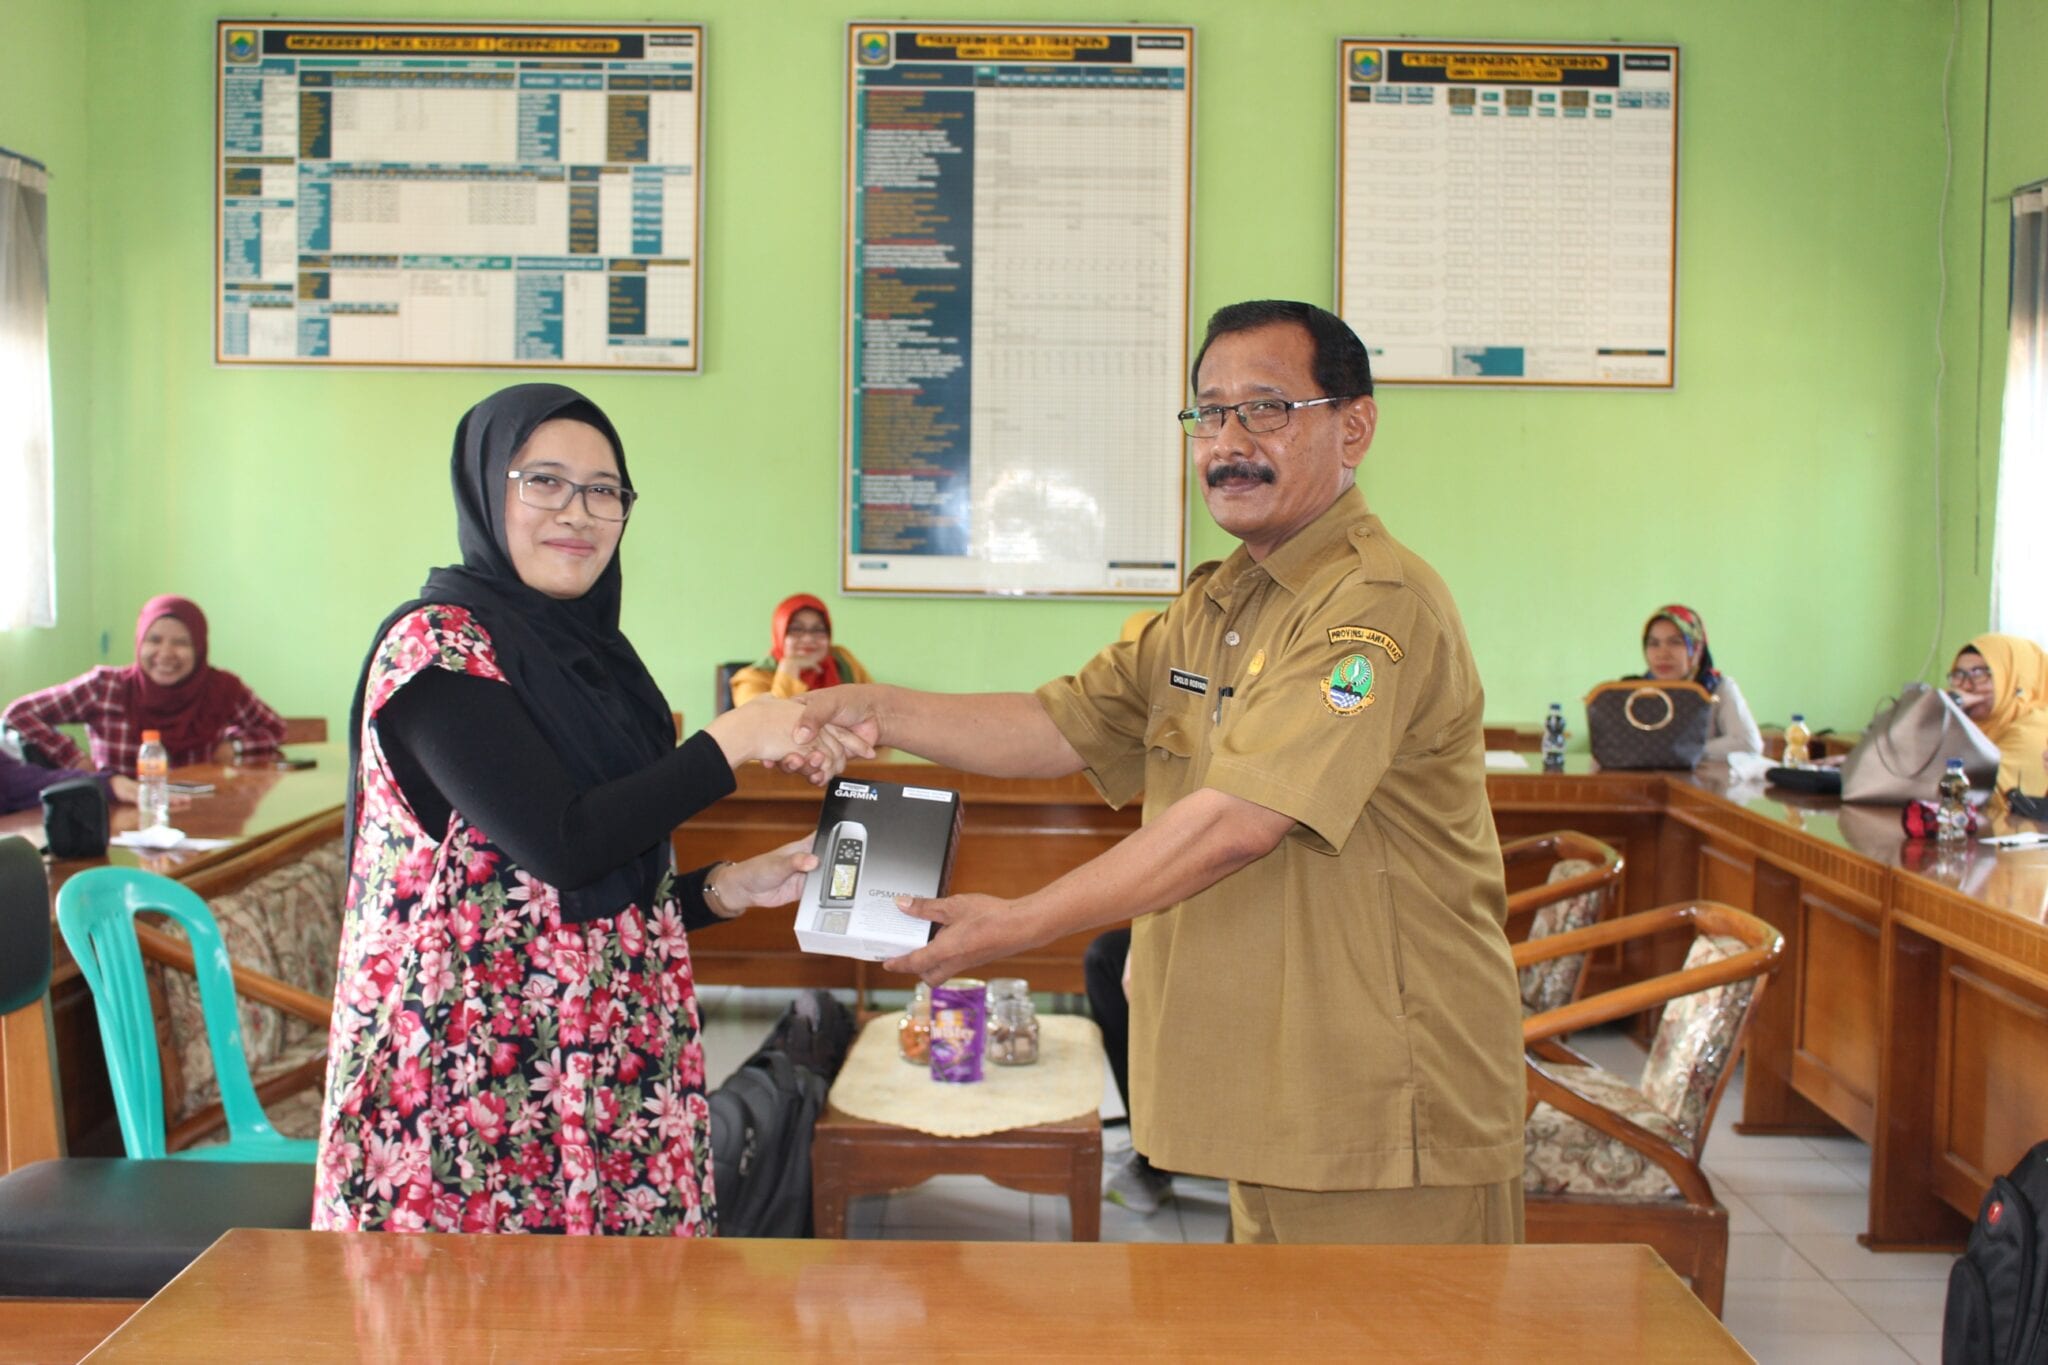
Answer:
1523, 1060, 1690, 1199
1518, 858, 1605, 1015
155, 838, 346, 1125
1639, 934, 1755, 1145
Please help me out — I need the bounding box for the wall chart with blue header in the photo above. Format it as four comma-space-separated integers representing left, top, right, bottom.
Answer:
842, 23, 1193, 597
215, 20, 704, 370
1338, 39, 1679, 388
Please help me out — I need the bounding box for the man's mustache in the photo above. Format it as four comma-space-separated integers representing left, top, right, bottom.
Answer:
1205, 462, 1277, 488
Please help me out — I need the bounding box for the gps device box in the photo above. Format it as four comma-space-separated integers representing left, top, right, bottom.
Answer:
795, 778, 963, 961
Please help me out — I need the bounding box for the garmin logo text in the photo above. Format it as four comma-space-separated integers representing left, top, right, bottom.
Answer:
835, 782, 879, 801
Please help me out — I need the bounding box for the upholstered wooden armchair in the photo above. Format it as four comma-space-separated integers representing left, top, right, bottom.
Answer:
1501, 831, 1624, 1016
1513, 901, 1783, 1318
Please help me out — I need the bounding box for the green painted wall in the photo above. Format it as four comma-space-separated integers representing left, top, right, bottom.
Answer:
5, 0, 2006, 744
0, 0, 98, 693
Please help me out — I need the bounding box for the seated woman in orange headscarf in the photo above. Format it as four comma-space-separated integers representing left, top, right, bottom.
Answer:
728, 595, 873, 707
1947, 633, 2048, 798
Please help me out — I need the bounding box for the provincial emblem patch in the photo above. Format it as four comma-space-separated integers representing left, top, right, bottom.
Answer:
1321, 653, 1375, 714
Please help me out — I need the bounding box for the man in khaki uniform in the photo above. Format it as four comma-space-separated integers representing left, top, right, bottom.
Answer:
796, 300, 1524, 1243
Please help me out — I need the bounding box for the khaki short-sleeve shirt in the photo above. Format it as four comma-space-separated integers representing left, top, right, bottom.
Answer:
1036, 487, 1524, 1191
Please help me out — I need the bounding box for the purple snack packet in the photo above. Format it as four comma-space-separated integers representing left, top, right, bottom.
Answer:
929, 978, 987, 1084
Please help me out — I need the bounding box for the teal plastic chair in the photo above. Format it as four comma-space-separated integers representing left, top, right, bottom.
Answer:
55, 867, 317, 1163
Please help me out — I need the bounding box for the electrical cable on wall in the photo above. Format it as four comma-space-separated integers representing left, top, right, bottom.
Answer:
1918, 0, 1961, 682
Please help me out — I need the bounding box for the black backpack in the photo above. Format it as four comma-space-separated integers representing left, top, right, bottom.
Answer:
706, 990, 857, 1238
1945, 1139, 2048, 1364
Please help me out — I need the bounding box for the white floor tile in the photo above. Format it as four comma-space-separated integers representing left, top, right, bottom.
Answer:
1786, 1233, 1958, 1283
884, 1174, 1036, 1240
1745, 1191, 1872, 1237
1744, 1195, 1875, 1236
1891, 1331, 1945, 1365
1701, 1127, 1826, 1164
1707, 1157, 1867, 1197
1801, 1135, 1872, 1164
1726, 1232, 1822, 1282
1728, 1331, 1912, 1364
1177, 1200, 1231, 1244
1562, 1026, 1645, 1075
845, 1194, 886, 1238
1094, 1194, 1195, 1245
1719, 1277, 1881, 1337
1720, 1191, 1770, 1234
1835, 1278, 1951, 1336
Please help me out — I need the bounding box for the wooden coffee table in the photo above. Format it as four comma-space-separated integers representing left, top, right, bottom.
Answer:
811, 1103, 1102, 1241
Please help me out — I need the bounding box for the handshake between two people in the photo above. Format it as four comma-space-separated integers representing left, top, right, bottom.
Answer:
704, 692, 880, 784
704, 684, 1057, 985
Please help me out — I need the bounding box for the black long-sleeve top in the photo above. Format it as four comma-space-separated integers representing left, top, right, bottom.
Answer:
377, 667, 736, 927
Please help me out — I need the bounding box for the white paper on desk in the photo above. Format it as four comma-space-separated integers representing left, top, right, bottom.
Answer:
1483, 750, 1529, 770
110, 829, 234, 852
1725, 751, 1775, 783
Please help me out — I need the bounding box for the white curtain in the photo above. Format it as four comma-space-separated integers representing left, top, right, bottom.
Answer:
1997, 188, 2048, 643
0, 149, 54, 630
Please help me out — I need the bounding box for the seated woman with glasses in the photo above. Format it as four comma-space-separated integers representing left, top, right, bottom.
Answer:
3, 594, 287, 774
1948, 633, 2048, 799
728, 594, 872, 707
1635, 603, 1763, 760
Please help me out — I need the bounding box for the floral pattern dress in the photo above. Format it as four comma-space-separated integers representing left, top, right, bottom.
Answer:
313, 605, 715, 1236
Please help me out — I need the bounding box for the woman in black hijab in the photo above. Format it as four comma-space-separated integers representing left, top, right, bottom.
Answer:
315, 384, 866, 1236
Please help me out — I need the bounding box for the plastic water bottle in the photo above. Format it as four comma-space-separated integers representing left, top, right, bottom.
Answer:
1784, 714, 1812, 768
136, 730, 172, 831
1541, 703, 1568, 772
1936, 758, 1971, 845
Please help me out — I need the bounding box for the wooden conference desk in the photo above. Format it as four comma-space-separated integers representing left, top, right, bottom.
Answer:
83, 1229, 1743, 1361
0, 745, 349, 900
681, 753, 2048, 1249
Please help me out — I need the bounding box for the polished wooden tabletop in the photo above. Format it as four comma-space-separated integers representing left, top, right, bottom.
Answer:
1492, 755, 2048, 928
0, 744, 347, 888
85, 1230, 1744, 1362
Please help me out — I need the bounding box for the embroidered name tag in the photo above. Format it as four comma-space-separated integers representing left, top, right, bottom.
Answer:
1328, 626, 1404, 662
1168, 667, 1210, 695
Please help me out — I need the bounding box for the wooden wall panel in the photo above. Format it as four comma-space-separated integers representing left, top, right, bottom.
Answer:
1937, 959, 2048, 1212
1792, 893, 1882, 1136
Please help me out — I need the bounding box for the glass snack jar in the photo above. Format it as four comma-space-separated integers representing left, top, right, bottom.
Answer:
898, 981, 932, 1064
986, 978, 1039, 1066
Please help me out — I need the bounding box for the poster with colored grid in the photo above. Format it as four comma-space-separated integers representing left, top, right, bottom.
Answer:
842, 23, 1193, 597
215, 21, 703, 370
1338, 40, 1679, 388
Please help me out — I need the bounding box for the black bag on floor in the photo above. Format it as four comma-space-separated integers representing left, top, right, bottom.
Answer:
1944, 1139, 2048, 1364
707, 990, 857, 1237
763, 988, 857, 1082
708, 1049, 826, 1238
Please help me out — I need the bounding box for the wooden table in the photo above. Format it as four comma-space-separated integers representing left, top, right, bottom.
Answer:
812, 1015, 1104, 1242
813, 1106, 1103, 1243
0, 747, 348, 1153
0, 745, 348, 898
1491, 758, 2048, 1249
81, 1229, 1745, 1361
682, 752, 2048, 1250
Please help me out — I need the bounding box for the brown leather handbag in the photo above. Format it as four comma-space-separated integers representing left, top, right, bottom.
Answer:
1582, 680, 1716, 770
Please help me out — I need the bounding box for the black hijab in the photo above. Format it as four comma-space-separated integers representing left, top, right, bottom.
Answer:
345, 384, 674, 921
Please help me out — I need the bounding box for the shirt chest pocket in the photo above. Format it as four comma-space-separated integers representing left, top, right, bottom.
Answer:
1143, 701, 1206, 798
